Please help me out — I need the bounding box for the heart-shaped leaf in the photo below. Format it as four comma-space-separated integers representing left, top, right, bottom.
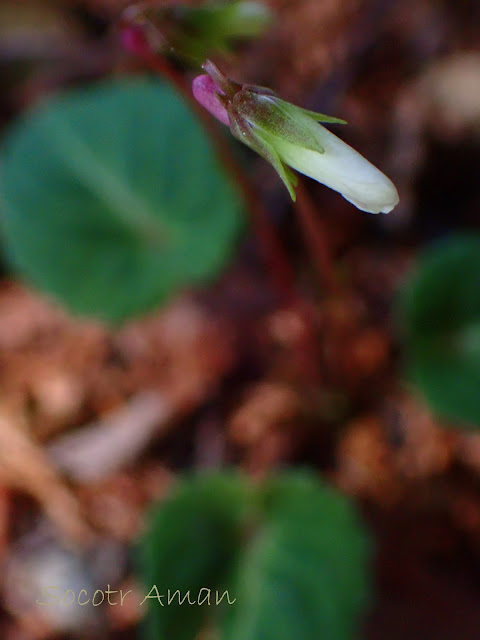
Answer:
398, 234, 480, 427
219, 473, 372, 640
0, 79, 243, 323
137, 473, 251, 640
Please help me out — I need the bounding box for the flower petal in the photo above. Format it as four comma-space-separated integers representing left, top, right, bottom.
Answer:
192, 75, 230, 126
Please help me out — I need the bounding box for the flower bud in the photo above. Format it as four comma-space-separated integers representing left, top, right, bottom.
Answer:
209, 1, 272, 37
194, 62, 399, 214
121, 1, 272, 65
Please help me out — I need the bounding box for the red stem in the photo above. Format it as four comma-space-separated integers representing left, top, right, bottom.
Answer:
140, 52, 296, 303
295, 181, 339, 295
133, 50, 323, 380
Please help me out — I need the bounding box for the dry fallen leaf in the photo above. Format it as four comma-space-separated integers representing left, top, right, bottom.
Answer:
0, 405, 92, 545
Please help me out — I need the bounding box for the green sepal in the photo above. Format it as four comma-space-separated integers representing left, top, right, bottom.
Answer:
233, 92, 325, 156
230, 113, 297, 201
285, 166, 299, 189
297, 106, 347, 125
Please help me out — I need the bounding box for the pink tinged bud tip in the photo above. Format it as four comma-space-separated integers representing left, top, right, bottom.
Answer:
121, 24, 150, 56
192, 75, 230, 127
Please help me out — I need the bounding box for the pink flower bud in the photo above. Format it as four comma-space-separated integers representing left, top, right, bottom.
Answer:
121, 24, 151, 56
192, 75, 230, 127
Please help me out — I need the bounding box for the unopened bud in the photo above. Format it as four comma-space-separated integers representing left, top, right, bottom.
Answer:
193, 61, 399, 214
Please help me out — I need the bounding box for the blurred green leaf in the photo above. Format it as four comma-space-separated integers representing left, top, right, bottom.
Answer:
0, 79, 242, 323
398, 234, 480, 427
137, 473, 252, 640
138, 471, 372, 640
220, 472, 371, 640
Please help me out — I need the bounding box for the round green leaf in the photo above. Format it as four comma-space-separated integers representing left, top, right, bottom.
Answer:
0, 79, 242, 323
219, 472, 372, 640
398, 234, 480, 427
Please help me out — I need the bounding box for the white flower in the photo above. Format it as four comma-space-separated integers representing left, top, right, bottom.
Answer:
193, 62, 399, 214
258, 107, 399, 214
